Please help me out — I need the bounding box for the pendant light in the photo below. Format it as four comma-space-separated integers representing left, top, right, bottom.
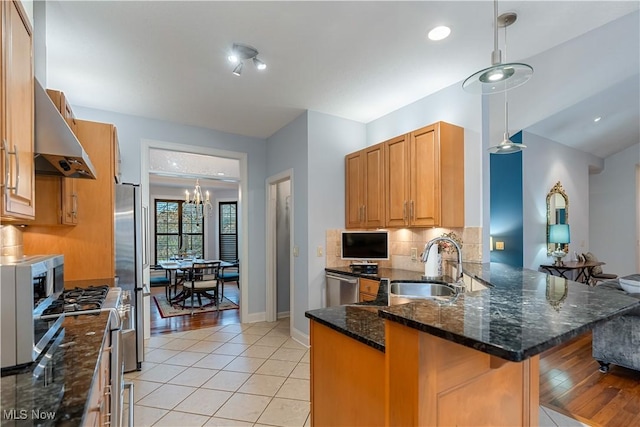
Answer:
488, 93, 526, 154
487, 12, 527, 154
463, 1, 533, 94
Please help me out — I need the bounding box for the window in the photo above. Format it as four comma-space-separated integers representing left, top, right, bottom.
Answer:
219, 202, 237, 261
155, 199, 204, 263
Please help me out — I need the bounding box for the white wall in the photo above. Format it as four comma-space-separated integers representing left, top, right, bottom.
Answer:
266, 111, 366, 338
522, 131, 603, 271
307, 111, 366, 315
266, 113, 309, 336
73, 106, 267, 316
590, 143, 640, 276
366, 82, 484, 228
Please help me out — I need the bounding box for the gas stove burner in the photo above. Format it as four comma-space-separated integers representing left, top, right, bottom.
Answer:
64, 302, 101, 312
42, 284, 112, 316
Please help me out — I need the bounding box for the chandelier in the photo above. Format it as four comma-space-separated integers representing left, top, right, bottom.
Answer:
184, 179, 213, 219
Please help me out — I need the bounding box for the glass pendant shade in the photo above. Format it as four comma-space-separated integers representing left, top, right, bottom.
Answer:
488, 134, 527, 154
463, 62, 533, 94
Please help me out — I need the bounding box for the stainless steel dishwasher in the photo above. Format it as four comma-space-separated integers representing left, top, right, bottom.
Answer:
325, 272, 359, 307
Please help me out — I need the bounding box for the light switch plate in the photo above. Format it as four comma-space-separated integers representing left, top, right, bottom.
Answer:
317, 246, 323, 257
495, 241, 505, 250
293, 246, 299, 257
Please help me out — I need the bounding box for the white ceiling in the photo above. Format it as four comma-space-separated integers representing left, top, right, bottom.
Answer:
44, 1, 639, 160
148, 148, 240, 191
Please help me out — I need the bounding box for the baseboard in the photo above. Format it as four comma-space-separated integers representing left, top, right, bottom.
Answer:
277, 311, 290, 320
243, 311, 266, 324
291, 327, 309, 347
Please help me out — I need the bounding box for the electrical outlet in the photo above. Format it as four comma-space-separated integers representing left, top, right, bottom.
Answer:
410, 247, 418, 261
317, 246, 323, 257
495, 241, 505, 251
293, 246, 299, 257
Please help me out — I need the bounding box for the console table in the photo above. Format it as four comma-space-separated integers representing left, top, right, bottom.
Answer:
539, 260, 605, 285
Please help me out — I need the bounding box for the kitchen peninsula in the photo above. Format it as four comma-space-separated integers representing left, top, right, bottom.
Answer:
307, 263, 640, 426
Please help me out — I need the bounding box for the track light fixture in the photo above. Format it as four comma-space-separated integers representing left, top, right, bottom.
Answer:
228, 43, 266, 76
232, 62, 243, 76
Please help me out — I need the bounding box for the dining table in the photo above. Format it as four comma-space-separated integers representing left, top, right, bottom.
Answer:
157, 259, 235, 305
539, 260, 605, 285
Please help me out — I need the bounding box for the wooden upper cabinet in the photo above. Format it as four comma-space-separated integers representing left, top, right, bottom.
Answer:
408, 122, 464, 228
23, 119, 118, 282
46, 88, 77, 135
384, 122, 464, 228
345, 151, 363, 229
345, 143, 385, 229
410, 125, 440, 227
384, 134, 410, 227
31, 175, 78, 226
112, 126, 121, 183
30, 89, 80, 226
1, 0, 35, 221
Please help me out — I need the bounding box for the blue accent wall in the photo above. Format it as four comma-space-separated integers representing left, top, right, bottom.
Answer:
490, 131, 523, 267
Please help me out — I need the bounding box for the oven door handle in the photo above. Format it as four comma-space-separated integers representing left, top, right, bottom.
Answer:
110, 326, 124, 427
124, 382, 134, 427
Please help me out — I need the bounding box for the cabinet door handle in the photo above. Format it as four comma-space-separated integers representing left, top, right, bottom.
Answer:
362, 205, 366, 222
2, 140, 8, 190
2, 140, 19, 192
72, 193, 78, 217
403, 201, 407, 223
410, 200, 414, 221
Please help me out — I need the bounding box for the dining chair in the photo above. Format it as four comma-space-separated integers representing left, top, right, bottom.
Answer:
583, 252, 618, 286
150, 264, 175, 302
217, 259, 240, 301
184, 261, 221, 312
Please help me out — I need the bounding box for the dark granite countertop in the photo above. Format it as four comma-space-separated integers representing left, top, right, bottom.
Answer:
1, 312, 111, 426
308, 263, 640, 362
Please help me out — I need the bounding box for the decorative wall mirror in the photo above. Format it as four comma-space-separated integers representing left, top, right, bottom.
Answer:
546, 181, 569, 256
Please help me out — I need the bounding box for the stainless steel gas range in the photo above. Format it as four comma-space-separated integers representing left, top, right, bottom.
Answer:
1, 283, 134, 426
43, 285, 134, 426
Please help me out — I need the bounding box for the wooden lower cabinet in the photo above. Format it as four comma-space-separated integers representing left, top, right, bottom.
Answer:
385, 321, 538, 426
359, 278, 380, 302
310, 321, 385, 427
23, 119, 118, 283
310, 319, 539, 427
84, 342, 110, 426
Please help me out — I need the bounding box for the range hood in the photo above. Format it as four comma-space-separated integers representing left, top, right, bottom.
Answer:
34, 79, 97, 179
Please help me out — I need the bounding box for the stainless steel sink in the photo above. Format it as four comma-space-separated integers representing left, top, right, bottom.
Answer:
388, 281, 458, 305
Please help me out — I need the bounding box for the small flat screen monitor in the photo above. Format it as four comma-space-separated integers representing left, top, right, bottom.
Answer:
341, 231, 389, 261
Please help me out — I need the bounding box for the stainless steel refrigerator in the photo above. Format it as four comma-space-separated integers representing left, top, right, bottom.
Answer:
115, 183, 148, 372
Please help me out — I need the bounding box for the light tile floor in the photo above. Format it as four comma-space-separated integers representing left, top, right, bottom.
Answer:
125, 317, 589, 427
124, 318, 310, 427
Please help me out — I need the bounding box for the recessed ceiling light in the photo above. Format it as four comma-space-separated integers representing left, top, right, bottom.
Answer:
593, 116, 602, 122
428, 26, 451, 41
217, 172, 225, 176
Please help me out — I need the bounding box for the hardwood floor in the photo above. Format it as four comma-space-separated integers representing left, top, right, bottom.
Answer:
149, 283, 240, 335
149, 287, 640, 426
539, 331, 640, 427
